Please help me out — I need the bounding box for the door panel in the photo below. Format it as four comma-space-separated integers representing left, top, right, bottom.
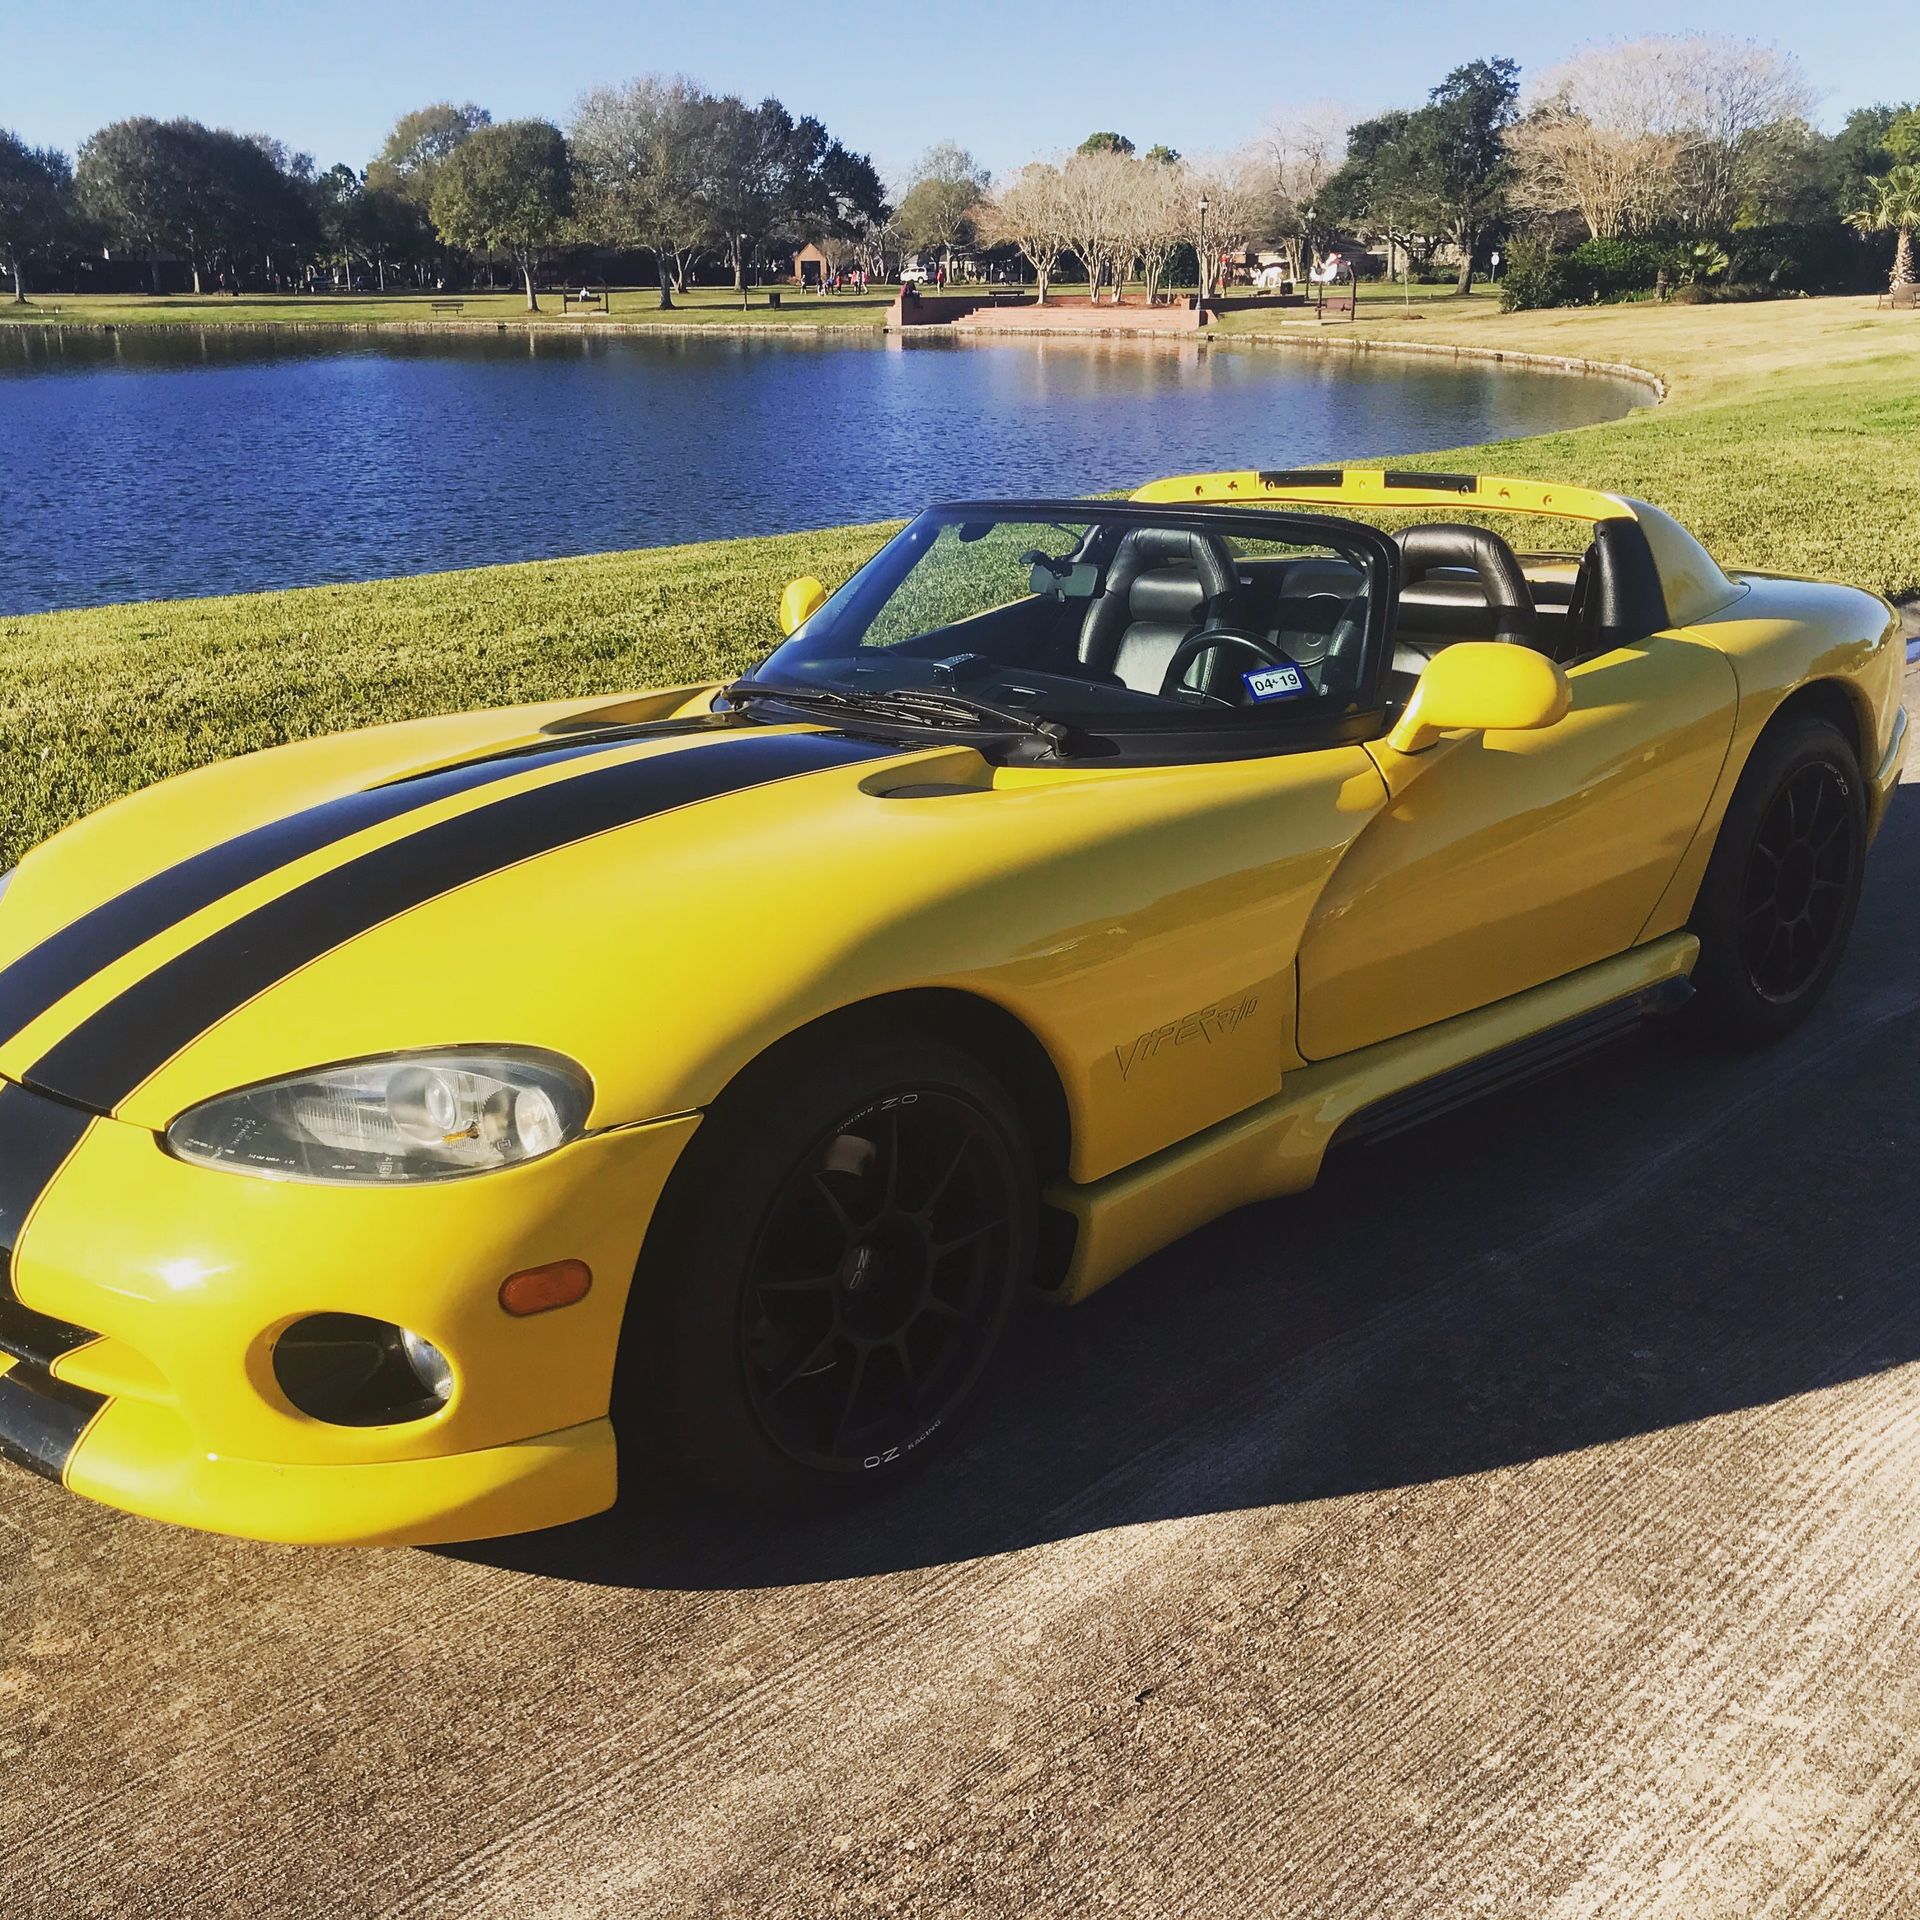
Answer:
1296, 635, 1737, 1060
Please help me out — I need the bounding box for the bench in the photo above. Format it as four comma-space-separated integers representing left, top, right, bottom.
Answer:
1318, 287, 1356, 323
1879, 283, 1918, 310
430, 299, 464, 314
562, 290, 605, 312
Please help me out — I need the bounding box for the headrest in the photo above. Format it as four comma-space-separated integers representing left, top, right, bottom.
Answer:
1112, 527, 1237, 602
1129, 566, 1208, 621
1395, 523, 1536, 645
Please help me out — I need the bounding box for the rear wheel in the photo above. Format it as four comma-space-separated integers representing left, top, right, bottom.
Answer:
1689, 713, 1865, 1045
621, 1029, 1036, 1504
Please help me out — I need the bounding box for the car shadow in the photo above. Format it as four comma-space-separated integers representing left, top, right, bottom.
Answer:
449, 773, 1920, 1593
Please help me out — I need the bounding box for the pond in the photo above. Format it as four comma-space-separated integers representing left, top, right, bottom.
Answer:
0, 328, 1644, 617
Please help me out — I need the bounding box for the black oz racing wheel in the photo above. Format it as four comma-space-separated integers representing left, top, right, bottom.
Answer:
1690, 712, 1866, 1046
622, 1029, 1036, 1504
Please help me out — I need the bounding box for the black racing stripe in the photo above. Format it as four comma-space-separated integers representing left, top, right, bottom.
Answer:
0, 731, 653, 1052
0, 1367, 104, 1482
27, 731, 891, 1114
0, 1080, 92, 1302
0, 1080, 104, 1482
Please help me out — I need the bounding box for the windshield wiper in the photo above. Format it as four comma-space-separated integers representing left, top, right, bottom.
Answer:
723, 678, 1080, 754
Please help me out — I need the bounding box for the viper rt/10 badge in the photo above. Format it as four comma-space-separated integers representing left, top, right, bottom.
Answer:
1243, 663, 1307, 702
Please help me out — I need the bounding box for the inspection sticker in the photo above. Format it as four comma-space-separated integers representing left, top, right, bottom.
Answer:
1243, 663, 1307, 702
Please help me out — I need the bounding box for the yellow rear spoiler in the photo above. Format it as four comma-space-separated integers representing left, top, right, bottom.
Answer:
1131, 468, 1636, 523
1131, 467, 1749, 624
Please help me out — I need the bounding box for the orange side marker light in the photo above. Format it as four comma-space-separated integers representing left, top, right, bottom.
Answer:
499, 1259, 593, 1317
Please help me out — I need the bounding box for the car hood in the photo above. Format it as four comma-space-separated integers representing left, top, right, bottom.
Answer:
0, 684, 931, 1123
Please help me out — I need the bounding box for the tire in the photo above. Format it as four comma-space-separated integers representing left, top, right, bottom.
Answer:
1688, 712, 1866, 1046
617, 1026, 1037, 1505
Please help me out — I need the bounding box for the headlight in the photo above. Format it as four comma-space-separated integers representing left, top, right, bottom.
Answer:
166, 1047, 593, 1185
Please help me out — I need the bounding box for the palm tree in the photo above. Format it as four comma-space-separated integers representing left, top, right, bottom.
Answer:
1847, 164, 1920, 292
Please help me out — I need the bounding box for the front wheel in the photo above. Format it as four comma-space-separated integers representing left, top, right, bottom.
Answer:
1689, 712, 1866, 1046
620, 1030, 1036, 1504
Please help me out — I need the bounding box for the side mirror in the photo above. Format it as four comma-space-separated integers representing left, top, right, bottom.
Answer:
1387, 642, 1572, 756
778, 576, 828, 637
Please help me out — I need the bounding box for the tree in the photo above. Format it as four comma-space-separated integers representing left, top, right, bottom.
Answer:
1182, 153, 1283, 298
1825, 102, 1918, 225
75, 117, 181, 292
1407, 58, 1520, 291
1078, 132, 1136, 157
0, 131, 71, 301
1262, 103, 1346, 276
1129, 159, 1185, 302
1507, 37, 1816, 242
1056, 146, 1130, 298
571, 77, 714, 308
314, 164, 420, 291
1662, 37, 1815, 230
1507, 47, 1689, 239
1848, 163, 1920, 290
367, 103, 490, 207
983, 162, 1067, 301
314, 162, 365, 286
430, 119, 572, 310
1145, 144, 1180, 167
701, 95, 855, 306
897, 141, 988, 280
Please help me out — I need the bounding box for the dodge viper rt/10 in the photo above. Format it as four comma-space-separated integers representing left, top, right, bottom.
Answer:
0, 469, 1905, 1544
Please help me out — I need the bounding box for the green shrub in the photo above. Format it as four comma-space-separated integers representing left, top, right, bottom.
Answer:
1498, 239, 1570, 311
1725, 223, 1881, 295
1560, 236, 1677, 301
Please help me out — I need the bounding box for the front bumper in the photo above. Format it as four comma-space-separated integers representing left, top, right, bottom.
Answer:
0, 1077, 699, 1545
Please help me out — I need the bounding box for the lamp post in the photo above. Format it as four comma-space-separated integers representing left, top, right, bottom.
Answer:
739, 232, 749, 309
1198, 195, 1210, 303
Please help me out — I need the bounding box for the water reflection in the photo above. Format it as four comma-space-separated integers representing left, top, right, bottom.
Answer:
1, 326, 1641, 615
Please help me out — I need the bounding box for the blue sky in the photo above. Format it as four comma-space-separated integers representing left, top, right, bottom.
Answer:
9, 0, 1917, 188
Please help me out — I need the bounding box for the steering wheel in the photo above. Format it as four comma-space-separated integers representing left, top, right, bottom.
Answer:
1158, 628, 1293, 706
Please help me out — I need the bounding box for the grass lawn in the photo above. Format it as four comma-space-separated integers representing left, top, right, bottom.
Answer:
0, 285, 895, 329
0, 293, 1914, 866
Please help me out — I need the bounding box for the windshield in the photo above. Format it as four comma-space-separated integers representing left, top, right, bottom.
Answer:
735, 507, 1385, 736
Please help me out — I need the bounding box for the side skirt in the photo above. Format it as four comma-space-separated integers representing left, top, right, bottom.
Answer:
1044, 932, 1699, 1304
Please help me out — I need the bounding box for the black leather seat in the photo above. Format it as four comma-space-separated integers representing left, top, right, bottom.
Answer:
1393, 524, 1538, 662
1079, 528, 1238, 693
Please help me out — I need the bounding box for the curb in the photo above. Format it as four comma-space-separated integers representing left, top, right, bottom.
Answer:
3, 316, 885, 341
1215, 327, 1668, 402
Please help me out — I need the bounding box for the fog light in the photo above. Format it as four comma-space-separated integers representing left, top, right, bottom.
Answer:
273, 1314, 453, 1426
399, 1327, 455, 1401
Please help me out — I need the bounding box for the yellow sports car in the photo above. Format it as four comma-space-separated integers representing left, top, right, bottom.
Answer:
0, 470, 1905, 1545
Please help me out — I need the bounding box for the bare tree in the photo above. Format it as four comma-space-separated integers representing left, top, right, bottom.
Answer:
1129, 159, 1185, 303
1509, 36, 1813, 238
1263, 101, 1347, 276
1507, 100, 1682, 239
1182, 151, 1281, 298
981, 162, 1067, 301
1057, 147, 1131, 299
1664, 36, 1815, 228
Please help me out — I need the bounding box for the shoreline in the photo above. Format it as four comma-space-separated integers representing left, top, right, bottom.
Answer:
4, 309, 1670, 417
2, 295, 1912, 864
1, 310, 1667, 400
